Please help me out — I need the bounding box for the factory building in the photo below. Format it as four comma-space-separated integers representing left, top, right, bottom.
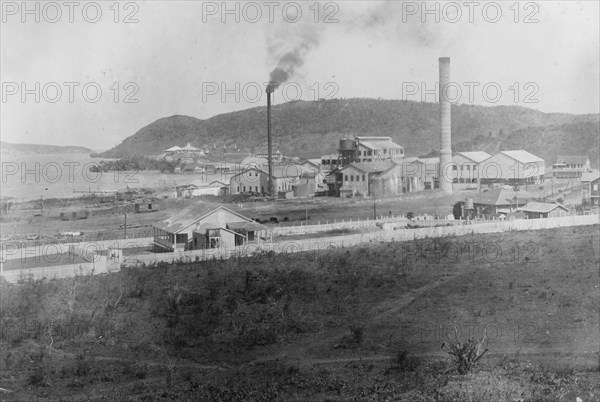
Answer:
400, 157, 440, 192
448, 151, 492, 190
480, 150, 545, 185
229, 166, 303, 196
338, 137, 404, 165
338, 161, 402, 197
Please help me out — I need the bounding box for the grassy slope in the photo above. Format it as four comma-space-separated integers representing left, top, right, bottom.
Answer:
0, 225, 598, 400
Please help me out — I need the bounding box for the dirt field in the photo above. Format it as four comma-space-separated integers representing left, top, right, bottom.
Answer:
0, 188, 504, 244
0, 224, 598, 400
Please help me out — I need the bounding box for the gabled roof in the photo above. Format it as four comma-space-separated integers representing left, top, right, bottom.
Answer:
357, 137, 404, 151
417, 157, 440, 165
554, 155, 590, 165
301, 159, 320, 168
500, 150, 543, 164
181, 143, 200, 151
164, 146, 182, 152
518, 202, 569, 214
155, 205, 254, 234
340, 161, 397, 174
226, 221, 268, 232
581, 170, 600, 183
471, 188, 539, 206
456, 151, 492, 163
401, 157, 439, 165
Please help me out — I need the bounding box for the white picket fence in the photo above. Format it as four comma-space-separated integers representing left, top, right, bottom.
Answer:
1, 237, 153, 261
270, 216, 460, 236
126, 214, 598, 266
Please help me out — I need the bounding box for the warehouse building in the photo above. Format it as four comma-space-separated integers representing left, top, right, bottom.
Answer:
448, 151, 491, 190
480, 150, 545, 185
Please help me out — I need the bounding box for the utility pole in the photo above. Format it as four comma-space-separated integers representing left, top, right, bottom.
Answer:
124, 211, 127, 239
373, 197, 377, 220
305, 200, 308, 221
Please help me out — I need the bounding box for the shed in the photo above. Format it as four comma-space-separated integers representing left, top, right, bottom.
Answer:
517, 202, 569, 219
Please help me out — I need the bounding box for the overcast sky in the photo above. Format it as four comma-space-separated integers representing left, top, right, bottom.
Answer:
1, 0, 598, 150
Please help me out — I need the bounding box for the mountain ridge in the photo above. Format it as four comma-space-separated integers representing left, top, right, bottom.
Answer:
97, 99, 600, 166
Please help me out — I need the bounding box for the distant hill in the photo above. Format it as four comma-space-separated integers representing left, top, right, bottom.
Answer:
0, 141, 92, 155
98, 99, 600, 167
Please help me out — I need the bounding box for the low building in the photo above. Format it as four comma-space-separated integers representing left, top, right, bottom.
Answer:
581, 171, 600, 207
480, 150, 545, 185
449, 151, 492, 190
153, 206, 269, 252
552, 155, 591, 179
469, 188, 539, 217
517, 202, 569, 219
176, 184, 222, 198
135, 202, 160, 213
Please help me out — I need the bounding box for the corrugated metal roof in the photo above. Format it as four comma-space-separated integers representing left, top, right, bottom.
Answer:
471, 188, 539, 206
554, 155, 589, 165
226, 221, 269, 232
500, 150, 544, 164
581, 171, 600, 182
417, 157, 440, 165
358, 141, 404, 150
456, 151, 492, 163
155, 205, 253, 234
518, 202, 568, 213
341, 161, 397, 173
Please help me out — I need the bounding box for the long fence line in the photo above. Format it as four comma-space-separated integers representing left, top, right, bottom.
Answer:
127, 214, 598, 266
1, 237, 154, 261
1, 214, 596, 282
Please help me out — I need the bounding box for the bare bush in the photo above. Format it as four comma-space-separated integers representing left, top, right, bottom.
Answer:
441, 325, 488, 374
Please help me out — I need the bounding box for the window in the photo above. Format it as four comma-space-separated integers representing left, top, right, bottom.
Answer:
593, 184, 598, 191
243, 186, 246, 192
344, 175, 348, 181
466, 165, 470, 171
362, 175, 366, 181
453, 165, 457, 171
351, 175, 354, 182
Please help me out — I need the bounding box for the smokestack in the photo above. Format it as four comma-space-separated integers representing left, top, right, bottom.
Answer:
439, 57, 452, 193
266, 88, 274, 198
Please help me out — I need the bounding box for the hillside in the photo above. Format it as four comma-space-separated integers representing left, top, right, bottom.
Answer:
1, 225, 598, 400
0, 141, 92, 155
98, 99, 599, 166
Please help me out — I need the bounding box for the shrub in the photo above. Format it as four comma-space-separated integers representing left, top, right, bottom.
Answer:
27, 348, 48, 387
390, 350, 421, 372
441, 325, 488, 374
75, 349, 92, 377
350, 325, 365, 344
